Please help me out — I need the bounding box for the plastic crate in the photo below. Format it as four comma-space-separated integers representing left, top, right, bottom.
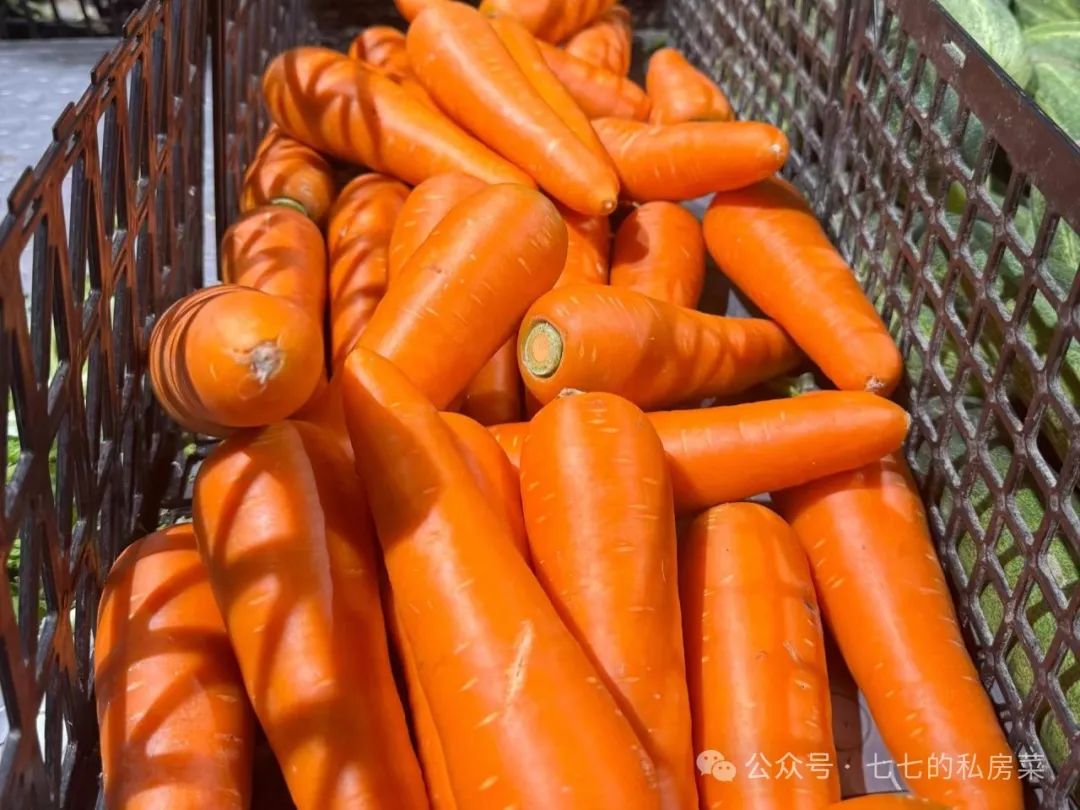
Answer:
0, 0, 1077, 807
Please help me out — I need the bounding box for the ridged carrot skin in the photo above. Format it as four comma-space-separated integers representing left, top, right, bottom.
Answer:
646, 47, 733, 123
96, 525, 255, 810
408, 3, 620, 216
479, 0, 617, 43
326, 173, 410, 368
341, 347, 662, 810
263, 47, 533, 188
361, 184, 567, 409
459, 340, 523, 426
610, 201, 705, 308
557, 206, 611, 286
593, 117, 789, 201
828, 798, 952, 810
241, 127, 336, 224
521, 393, 697, 810
774, 454, 1022, 810
564, 6, 632, 76
518, 285, 801, 409
193, 422, 429, 810
348, 25, 411, 78
704, 176, 903, 394
681, 503, 841, 809
538, 40, 651, 120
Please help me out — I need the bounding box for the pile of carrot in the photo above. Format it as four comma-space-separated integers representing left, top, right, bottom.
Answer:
96, 3, 1024, 810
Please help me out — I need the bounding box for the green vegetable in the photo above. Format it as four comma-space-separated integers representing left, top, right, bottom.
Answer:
1014, 0, 1080, 28
938, 0, 1034, 87
1024, 21, 1080, 139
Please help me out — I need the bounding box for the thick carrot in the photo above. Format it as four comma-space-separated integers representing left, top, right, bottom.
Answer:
646, 47, 733, 123
193, 421, 429, 810
557, 206, 610, 286
593, 117, 789, 201
326, 173, 410, 369
773, 453, 1022, 810
520, 393, 696, 810
220, 205, 327, 326
407, 3, 619, 216
518, 285, 800, 409
241, 126, 336, 224
459, 340, 523, 426
828, 798, 952, 810
681, 503, 840, 809
610, 201, 705, 307
388, 172, 487, 282
341, 346, 662, 809
479, 0, 617, 43
538, 40, 651, 120
348, 25, 411, 77
361, 184, 567, 409
96, 525, 255, 810
564, 5, 632, 76
263, 47, 532, 188
489, 421, 527, 468
704, 176, 903, 394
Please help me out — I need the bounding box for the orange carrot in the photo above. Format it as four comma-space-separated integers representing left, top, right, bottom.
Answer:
704, 176, 903, 394
518, 285, 800, 409
479, 0, 617, 43
361, 184, 567, 409
395, 0, 446, 21
241, 127, 337, 225
489, 421, 527, 468
341, 346, 662, 809
774, 453, 1022, 810
193, 421, 429, 810
408, 3, 619, 215
263, 47, 532, 188
348, 25, 411, 78
557, 206, 611, 286
459, 340, 523, 426
96, 525, 255, 810
828, 798, 952, 810
521, 393, 696, 810
593, 117, 789, 201
610, 201, 705, 307
682, 503, 840, 809
564, 6, 632, 76
646, 47, 733, 123
538, 40, 651, 119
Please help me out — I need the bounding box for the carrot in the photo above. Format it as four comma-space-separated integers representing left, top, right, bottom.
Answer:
388, 173, 487, 282
518, 285, 800, 409
681, 503, 840, 809
361, 184, 567, 409
489, 421, 527, 468
193, 421, 429, 810
220, 205, 326, 326
773, 453, 1022, 810
348, 25, 411, 77
557, 206, 610, 286
241, 127, 337, 225
828, 798, 952, 810
149, 285, 323, 435
538, 41, 650, 120
407, 3, 619, 216
564, 6, 632, 76
593, 117, 789, 201
479, 0, 617, 43
326, 173, 410, 369
646, 47, 733, 123
341, 346, 662, 809
459, 340, 523, 426
704, 176, 903, 394
520, 393, 696, 810
95, 525, 255, 810
263, 47, 533, 188
610, 201, 705, 307
395, 0, 446, 21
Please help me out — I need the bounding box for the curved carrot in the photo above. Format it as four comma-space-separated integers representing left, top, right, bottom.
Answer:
704, 176, 903, 394
681, 503, 840, 809
557, 206, 611, 286
220, 205, 327, 326
361, 184, 567, 409
388, 172, 487, 282
263, 47, 532, 188
348, 25, 411, 77
241, 127, 337, 225
594, 117, 789, 201
646, 47, 733, 123
193, 421, 429, 810
96, 525, 255, 810
538, 40, 650, 119
479, 0, 617, 43
773, 453, 1022, 810
407, 3, 620, 216
521, 393, 696, 810
341, 346, 662, 809
828, 798, 952, 810
518, 285, 801, 409
564, 6, 632, 76
610, 201, 705, 307
459, 340, 523, 426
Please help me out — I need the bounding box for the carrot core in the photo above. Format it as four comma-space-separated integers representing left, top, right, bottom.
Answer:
522, 320, 563, 379
269, 196, 312, 218
248, 341, 283, 385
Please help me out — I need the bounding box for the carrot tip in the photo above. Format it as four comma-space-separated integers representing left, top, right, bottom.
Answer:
521, 320, 563, 379
600, 199, 618, 215
268, 196, 311, 219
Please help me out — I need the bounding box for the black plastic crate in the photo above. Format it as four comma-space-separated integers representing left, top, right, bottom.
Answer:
0, 0, 1077, 807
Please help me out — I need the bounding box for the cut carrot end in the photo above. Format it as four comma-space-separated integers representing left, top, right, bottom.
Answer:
521, 320, 563, 379
600, 199, 617, 215
248, 341, 284, 386
269, 196, 311, 219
